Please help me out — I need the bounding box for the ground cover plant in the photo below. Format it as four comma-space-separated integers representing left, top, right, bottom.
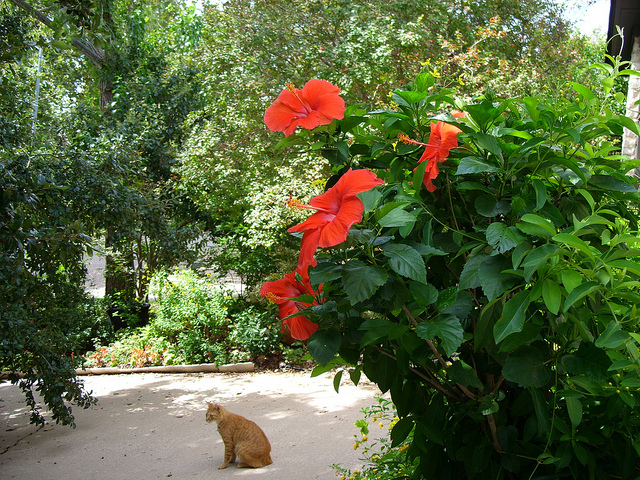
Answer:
262, 58, 640, 477
334, 397, 417, 480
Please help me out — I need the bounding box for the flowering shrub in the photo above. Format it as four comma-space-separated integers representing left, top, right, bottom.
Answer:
130, 345, 163, 368
263, 62, 640, 478
85, 328, 165, 368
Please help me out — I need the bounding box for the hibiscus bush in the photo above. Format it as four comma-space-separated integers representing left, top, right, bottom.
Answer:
261, 60, 640, 479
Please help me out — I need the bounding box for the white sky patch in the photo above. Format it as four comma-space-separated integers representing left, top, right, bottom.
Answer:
564, 0, 610, 38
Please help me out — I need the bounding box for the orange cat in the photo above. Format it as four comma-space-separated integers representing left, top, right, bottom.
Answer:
205, 403, 273, 469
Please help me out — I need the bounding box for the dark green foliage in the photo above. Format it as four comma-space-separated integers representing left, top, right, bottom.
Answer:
284, 64, 640, 477
228, 306, 282, 357
0, 153, 96, 426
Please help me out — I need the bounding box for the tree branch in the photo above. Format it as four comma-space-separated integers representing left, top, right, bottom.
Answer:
8, 0, 106, 67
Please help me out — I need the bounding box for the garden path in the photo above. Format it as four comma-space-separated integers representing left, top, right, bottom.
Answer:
1, 370, 384, 479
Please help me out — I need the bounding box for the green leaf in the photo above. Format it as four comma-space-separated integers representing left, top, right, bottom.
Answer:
552, 233, 595, 260
51, 40, 73, 50
393, 90, 428, 105
611, 114, 640, 137
414, 72, 435, 92
378, 207, 417, 228
342, 261, 388, 305
459, 254, 485, 289
519, 213, 556, 236
594, 321, 627, 349
448, 360, 483, 389
309, 262, 342, 286
475, 195, 511, 217
485, 222, 526, 254
475, 299, 502, 350
439, 290, 474, 320
456, 156, 501, 175
333, 370, 343, 393
542, 279, 561, 315
497, 322, 542, 353
570, 82, 596, 102
391, 416, 415, 447
503, 346, 551, 387
307, 329, 341, 366
457, 181, 492, 193
531, 388, 549, 436
589, 175, 637, 193
416, 314, 464, 356
562, 281, 599, 313
358, 189, 382, 213
359, 318, 407, 347
532, 179, 547, 210
382, 244, 426, 283
565, 396, 583, 428
478, 255, 517, 301
362, 349, 396, 393
412, 158, 428, 195
522, 244, 559, 282
472, 132, 502, 156
494, 290, 530, 344
560, 270, 583, 293
569, 376, 604, 395
410, 281, 438, 306
466, 99, 506, 130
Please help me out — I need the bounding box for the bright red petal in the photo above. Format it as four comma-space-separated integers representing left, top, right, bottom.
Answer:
425, 121, 461, 162
296, 111, 323, 131
283, 316, 318, 341
265, 80, 345, 136
288, 212, 334, 233
297, 228, 322, 267
264, 90, 304, 135
260, 272, 303, 302
422, 159, 440, 192
300, 79, 341, 106
326, 168, 385, 200
318, 196, 364, 248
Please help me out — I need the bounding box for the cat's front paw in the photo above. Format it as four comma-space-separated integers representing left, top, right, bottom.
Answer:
218, 464, 228, 470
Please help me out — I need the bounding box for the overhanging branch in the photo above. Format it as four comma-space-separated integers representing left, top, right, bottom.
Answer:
8, 0, 106, 68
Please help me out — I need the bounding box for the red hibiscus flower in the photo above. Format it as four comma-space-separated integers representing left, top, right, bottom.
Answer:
288, 168, 384, 266
260, 263, 322, 341
399, 121, 462, 192
264, 79, 346, 136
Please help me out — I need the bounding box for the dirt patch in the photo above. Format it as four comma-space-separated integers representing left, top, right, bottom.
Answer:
0, 369, 384, 480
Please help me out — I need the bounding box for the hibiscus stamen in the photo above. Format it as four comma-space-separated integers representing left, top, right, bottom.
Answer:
286, 197, 336, 215
287, 197, 313, 210
398, 133, 435, 147
284, 83, 310, 117
265, 291, 283, 303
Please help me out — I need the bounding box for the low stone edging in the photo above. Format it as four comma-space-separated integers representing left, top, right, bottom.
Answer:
75, 361, 255, 376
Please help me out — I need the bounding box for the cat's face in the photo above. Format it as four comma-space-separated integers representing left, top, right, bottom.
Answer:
206, 402, 222, 423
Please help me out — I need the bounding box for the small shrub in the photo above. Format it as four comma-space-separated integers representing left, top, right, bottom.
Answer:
281, 343, 309, 366
228, 306, 282, 357
148, 269, 234, 365
334, 398, 417, 480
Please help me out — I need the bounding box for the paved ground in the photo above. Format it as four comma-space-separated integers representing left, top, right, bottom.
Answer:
0, 370, 384, 480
